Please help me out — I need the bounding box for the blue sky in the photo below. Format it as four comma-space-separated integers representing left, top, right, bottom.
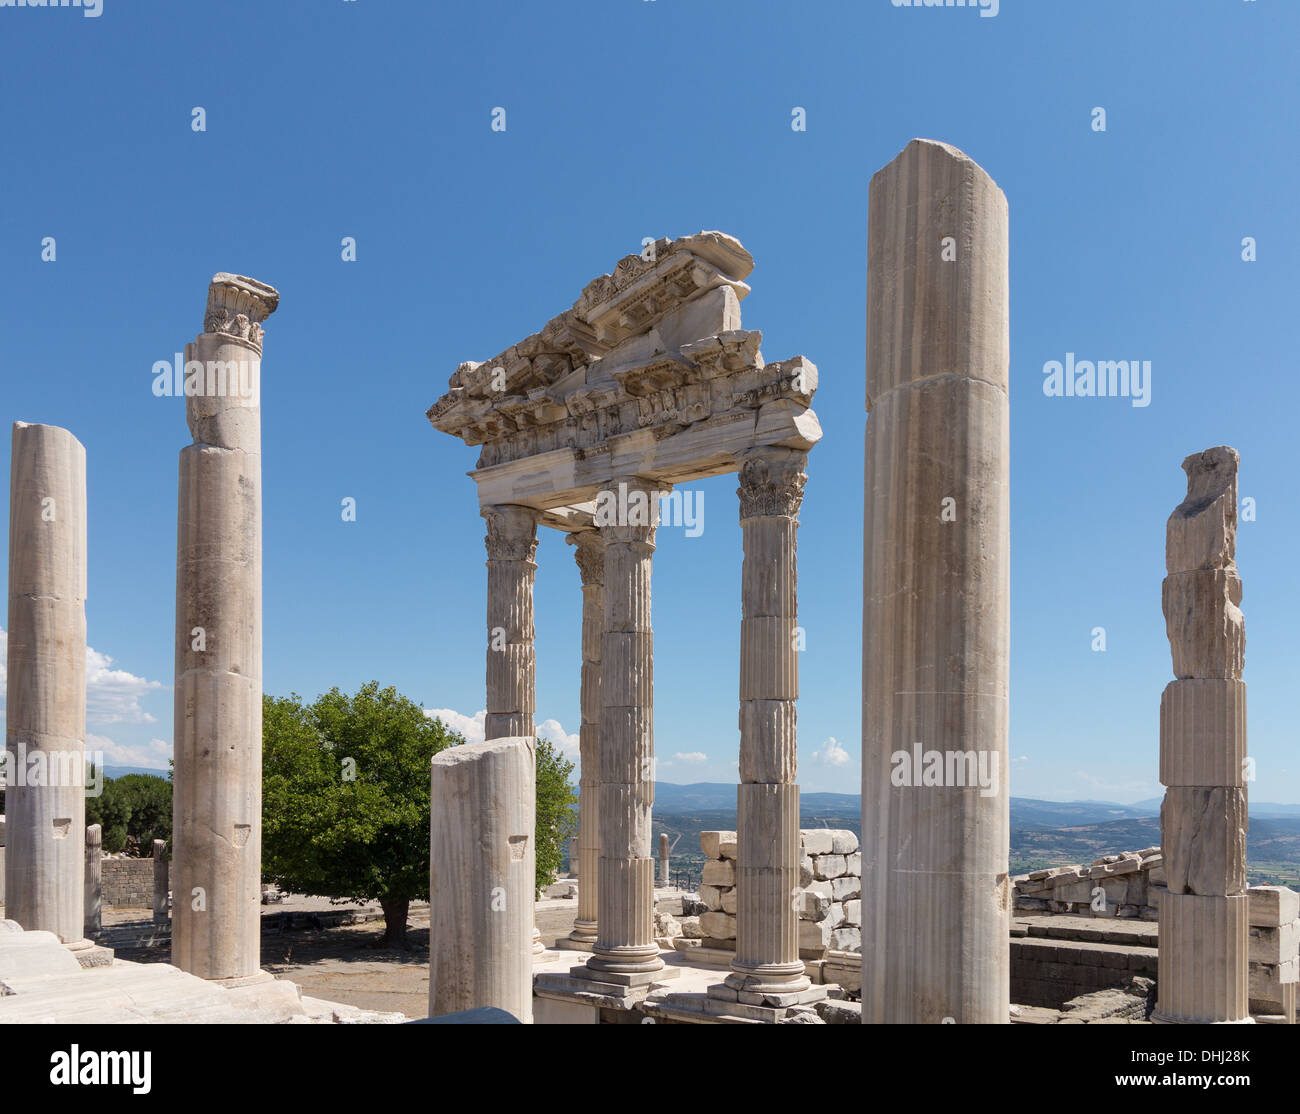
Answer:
1, 0, 1296, 802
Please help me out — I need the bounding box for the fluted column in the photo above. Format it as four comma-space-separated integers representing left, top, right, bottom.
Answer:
173, 273, 278, 982
861, 140, 1011, 1024
722, 449, 812, 1002
482, 504, 543, 957
5, 421, 89, 951
483, 506, 541, 741
586, 478, 664, 978
1154, 447, 1251, 1024
566, 529, 604, 945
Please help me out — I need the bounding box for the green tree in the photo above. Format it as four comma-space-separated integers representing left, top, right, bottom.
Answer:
262, 683, 459, 947
534, 736, 578, 896
85, 773, 172, 853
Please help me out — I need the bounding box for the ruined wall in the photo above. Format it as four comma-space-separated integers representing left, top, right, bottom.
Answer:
100, 858, 155, 909
694, 829, 861, 959
1013, 848, 1164, 919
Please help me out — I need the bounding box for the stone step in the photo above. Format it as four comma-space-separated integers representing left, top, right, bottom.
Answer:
1014, 914, 1158, 948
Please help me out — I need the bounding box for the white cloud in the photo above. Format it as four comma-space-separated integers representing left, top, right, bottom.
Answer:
673, 751, 707, 764
0, 628, 163, 725
425, 707, 486, 744
87, 733, 172, 771
536, 718, 580, 760
813, 737, 852, 767
85, 645, 164, 724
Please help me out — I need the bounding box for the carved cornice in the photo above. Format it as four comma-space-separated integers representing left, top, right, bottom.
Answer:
738, 451, 807, 521
203, 272, 279, 353
483, 505, 541, 563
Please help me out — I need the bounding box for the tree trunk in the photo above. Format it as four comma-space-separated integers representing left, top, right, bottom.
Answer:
379, 899, 410, 948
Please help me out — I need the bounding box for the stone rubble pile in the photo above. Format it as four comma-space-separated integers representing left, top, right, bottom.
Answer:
1013, 847, 1164, 920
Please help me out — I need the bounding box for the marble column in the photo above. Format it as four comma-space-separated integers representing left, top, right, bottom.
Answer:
482, 504, 544, 958
861, 139, 1011, 1024
1154, 447, 1250, 1024
585, 478, 664, 980
83, 824, 102, 938
659, 833, 670, 888
429, 736, 536, 1022
153, 839, 170, 926
172, 273, 278, 983
566, 529, 604, 946
5, 421, 89, 950
715, 449, 815, 1006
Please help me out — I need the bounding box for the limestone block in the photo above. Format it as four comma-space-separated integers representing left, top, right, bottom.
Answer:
700, 831, 737, 860
830, 831, 858, 855
806, 879, 834, 902
826, 902, 845, 929
813, 855, 847, 881
656, 284, 742, 350
721, 888, 737, 915
1249, 887, 1300, 928
1166, 447, 1238, 575
801, 830, 834, 856
1249, 922, 1300, 966
718, 835, 738, 860
1160, 680, 1247, 787
799, 855, 813, 887
831, 876, 860, 902
1156, 892, 1249, 1024
699, 912, 736, 940
1161, 787, 1246, 896
1249, 959, 1299, 1001
698, 884, 724, 911
846, 852, 862, 875
680, 916, 704, 939
843, 899, 861, 927
702, 860, 736, 888
799, 890, 830, 921
1161, 571, 1245, 681
799, 919, 831, 951
830, 927, 861, 953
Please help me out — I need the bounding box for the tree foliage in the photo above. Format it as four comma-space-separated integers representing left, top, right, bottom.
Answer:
534, 736, 578, 895
85, 773, 172, 854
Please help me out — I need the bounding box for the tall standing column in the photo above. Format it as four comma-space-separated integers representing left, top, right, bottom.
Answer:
566, 529, 604, 946
720, 449, 814, 1005
5, 421, 88, 950
1154, 447, 1250, 1024
173, 273, 278, 982
586, 478, 663, 980
861, 139, 1011, 1024
482, 504, 543, 957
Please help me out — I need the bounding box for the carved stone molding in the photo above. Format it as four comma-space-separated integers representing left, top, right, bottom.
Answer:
738, 450, 807, 521
482, 505, 541, 564
203, 272, 280, 353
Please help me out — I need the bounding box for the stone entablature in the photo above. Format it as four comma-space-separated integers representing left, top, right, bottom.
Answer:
426, 231, 819, 511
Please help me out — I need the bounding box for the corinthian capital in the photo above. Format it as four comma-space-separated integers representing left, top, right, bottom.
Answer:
738, 449, 807, 521
483, 504, 541, 563
203, 272, 280, 353
567, 530, 605, 587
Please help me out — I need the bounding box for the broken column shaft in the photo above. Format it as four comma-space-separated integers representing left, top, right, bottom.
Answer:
172, 273, 277, 982
4, 422, 89, 950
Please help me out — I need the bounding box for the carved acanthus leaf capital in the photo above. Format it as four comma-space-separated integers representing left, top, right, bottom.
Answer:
203, 272, 280, 352
567, 530, 605, 587
483, 505, 541, 563
738, 450, 807, 520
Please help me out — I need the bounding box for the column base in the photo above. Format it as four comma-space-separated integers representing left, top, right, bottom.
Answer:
210, 969, 276, 989
532, 927, 545, 960
586, 944, 664, 978
1151, 1012, 1255, 1025
723, 964, 813, 999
